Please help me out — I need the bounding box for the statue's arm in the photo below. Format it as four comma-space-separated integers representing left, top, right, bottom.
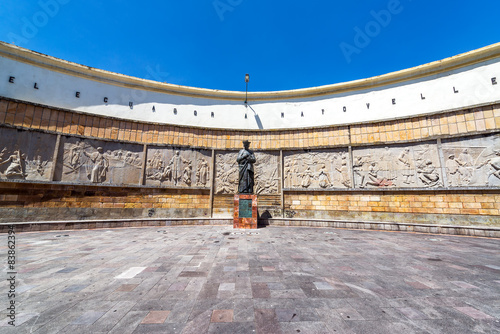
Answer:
237, 150, 249, 163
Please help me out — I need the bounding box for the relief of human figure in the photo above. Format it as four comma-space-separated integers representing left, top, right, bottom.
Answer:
291, 159, 300, 188
380, 147, 397, 180
445, 154, 461, 186
169, 151, 189, 186
457, 148, 474, 184
318, 164, 332, 188
476, 149, 500, 185
353, 156, 366, 188
63, 141, 85, 174
301, 166, 313, 188
397, 148, 415, 185
70, 142, 83, 167
145, 159, 154, 178
183, 162, 192, 186
133, 153, 142, 167
0, 150, 27, 179
336, 159, 351, 188
83, 147, 109, 183
365, 162, 380, 187
124, 152, 134, 164
150, 160, 165, 181
283, 160, 292, 188
151, 150, 163, 169
33, 155, 48, 177
196, 158, 209, 186
417, 159, 441, 187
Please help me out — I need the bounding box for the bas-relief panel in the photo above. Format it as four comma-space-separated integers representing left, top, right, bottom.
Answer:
284, 149, 351, 189
215, 152, 238, 194
0, 128, 56, 181
215, 151, 279, 195
145, 147, 211, 188
352, 143, 443, 188
55, 137, 143, 185
254, 152, 280, 195
442, 134, 500, 187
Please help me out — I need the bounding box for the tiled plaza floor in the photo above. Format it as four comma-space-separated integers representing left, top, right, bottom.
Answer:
1, 225, 500, 333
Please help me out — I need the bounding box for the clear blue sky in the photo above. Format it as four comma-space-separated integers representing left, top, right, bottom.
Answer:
1, 1, 499, 92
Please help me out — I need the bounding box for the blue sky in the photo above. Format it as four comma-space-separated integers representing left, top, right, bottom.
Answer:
1, 1, 499, 92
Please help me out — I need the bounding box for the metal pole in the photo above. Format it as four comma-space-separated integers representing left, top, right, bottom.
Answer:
245, 82, 248, 104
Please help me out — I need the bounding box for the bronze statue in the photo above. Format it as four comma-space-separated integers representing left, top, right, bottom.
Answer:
237, 140, 256, 193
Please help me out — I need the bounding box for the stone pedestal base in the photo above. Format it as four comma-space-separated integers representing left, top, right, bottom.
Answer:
233, 194, 257, 229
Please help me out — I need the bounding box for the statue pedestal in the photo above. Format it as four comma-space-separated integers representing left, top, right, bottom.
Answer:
233, 194, 257, 229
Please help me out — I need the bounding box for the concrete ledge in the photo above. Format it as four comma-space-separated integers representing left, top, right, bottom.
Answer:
1, 217, 500, 238
0, 218, 233, 233
261, 218, 500, 238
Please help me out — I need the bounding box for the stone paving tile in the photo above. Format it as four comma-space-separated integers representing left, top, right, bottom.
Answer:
454, 306, 494, 319
132, 323, 185, 333
141, 310, 171, 324
2, 226, 500, 333
207, 322, 255, 334
210, 309, 233, 323
115, 284, 138, 292
71, 310, 106, 325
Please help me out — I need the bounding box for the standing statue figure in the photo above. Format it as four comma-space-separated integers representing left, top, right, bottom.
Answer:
237, 140, 256, 194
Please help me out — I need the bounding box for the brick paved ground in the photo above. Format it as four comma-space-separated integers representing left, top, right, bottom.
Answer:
1, 226, 499, 333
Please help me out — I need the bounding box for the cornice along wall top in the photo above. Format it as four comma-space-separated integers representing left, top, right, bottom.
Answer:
1, 41, 500, 101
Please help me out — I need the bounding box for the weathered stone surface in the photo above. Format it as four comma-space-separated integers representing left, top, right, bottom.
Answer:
54, 136, 143, 185
3, 225, 500, 333
284, 148, 351, 189
146, 147, 211, 188
0, 127, 57, 181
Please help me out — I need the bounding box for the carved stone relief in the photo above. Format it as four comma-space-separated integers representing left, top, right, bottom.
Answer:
442, 134, 500, 187
284, 149, 351, 189
145, 147, 211, 188
55, 137, 143, 185
352, 143, 442, 188
215, 152, 238, 194
0, 128, 56, 181
215, 151, 279, 194
254, 152, 280, 195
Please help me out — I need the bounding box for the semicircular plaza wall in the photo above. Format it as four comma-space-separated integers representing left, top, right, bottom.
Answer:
0, 42, 499, 234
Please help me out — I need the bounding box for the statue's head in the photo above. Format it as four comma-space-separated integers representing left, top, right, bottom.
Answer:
243, 140, 250, 148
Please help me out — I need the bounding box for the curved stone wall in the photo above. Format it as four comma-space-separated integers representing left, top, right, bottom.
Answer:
0, 96, 499, 228
1, 41, 500, 130
0, 42, 499, 230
